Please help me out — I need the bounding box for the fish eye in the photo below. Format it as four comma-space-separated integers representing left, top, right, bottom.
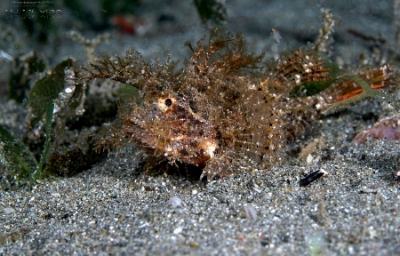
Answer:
165, 98, 172, 106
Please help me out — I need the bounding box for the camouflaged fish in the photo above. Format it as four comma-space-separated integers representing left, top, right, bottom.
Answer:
79, 30, 396, 180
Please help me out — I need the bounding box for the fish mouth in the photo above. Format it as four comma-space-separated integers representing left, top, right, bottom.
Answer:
127, 116, 219, 167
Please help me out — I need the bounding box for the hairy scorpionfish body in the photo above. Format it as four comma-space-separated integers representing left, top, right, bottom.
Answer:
84, 31, 395, 180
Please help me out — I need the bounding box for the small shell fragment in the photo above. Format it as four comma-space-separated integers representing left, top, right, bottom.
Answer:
353, 115, 400, 143
243, 203, 258, 221
300, 169, 328, 187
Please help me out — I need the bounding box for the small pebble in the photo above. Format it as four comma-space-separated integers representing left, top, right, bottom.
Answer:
173, 227, 183, 234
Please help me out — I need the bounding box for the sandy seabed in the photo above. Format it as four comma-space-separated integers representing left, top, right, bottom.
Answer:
1, 0, 400, 255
